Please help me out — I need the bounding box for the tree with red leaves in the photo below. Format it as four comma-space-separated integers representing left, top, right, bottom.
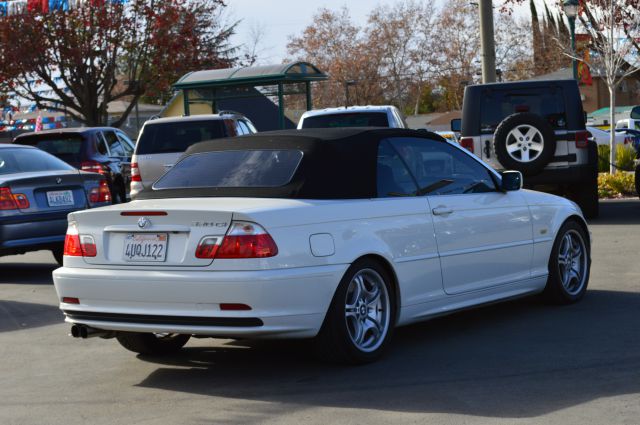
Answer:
0, 0, 237, 126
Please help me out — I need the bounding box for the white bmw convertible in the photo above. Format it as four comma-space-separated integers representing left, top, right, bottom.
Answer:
53, 128, 591, 364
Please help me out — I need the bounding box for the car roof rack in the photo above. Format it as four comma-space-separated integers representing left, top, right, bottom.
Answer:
217, 110, 245, 117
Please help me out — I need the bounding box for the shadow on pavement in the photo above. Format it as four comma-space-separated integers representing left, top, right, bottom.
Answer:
136, 290, 640, 418
0, 263, 56, 285
0, 300, 64, 332
590, 198, 640, 225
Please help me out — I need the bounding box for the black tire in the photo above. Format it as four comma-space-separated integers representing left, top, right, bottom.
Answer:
573, 181, 599, 219
493, 113, 557, 176
111, 182, 126, 204
116, 332, 190, 355
52, 246, 64, 265
542, 220, 591, 304
313, 258, 396, 364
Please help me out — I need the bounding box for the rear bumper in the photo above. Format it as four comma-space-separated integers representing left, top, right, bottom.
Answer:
0, 211, 69, 255
523, 164, 597, 187
52, 264, 348, 338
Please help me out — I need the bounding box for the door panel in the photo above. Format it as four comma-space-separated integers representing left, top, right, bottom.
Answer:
428, 191, 533, 294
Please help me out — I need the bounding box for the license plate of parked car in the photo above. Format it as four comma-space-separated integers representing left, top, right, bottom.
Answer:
46, 190, 74, 207
123, 233, 167, 262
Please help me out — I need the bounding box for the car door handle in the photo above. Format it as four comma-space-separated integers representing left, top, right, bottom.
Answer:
432, 206, 453, 216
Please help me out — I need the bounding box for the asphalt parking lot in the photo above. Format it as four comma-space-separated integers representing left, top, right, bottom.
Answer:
1, 199, 639, 425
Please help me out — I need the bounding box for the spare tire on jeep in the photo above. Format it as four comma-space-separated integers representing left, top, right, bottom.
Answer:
493, 113, 556, 176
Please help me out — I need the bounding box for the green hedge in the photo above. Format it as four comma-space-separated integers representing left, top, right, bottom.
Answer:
597, 144, 636, 172
598, 172, 636, 198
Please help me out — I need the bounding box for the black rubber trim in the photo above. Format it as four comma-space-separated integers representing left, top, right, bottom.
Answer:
63, 310, 263, 327
552, 154, 577, 162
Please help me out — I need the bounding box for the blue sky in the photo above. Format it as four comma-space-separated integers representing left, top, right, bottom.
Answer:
228, 0, 534, 64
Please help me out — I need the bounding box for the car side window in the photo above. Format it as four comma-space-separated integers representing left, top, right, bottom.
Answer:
387, 137, 497, 196
236, 120, 249, 135
376, 140, 418, 198
95, 133, 109, 156
243, 120, 257, 133
116, 131, 134, 156
102, 131, 125, 156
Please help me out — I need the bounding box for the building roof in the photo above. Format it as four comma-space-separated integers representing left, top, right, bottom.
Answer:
174, 62, 328, 89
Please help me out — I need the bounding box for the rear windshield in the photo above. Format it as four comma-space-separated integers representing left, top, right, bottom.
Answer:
301, 112, 389, 128
480, 88, 566, 133
137, 120, 226, 155
153, 150, 303, 190
16, 135, 84, 164
0, 148, 75, 175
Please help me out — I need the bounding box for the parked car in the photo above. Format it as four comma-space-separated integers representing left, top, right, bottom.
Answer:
13, 127, 135, 204
435, 130, 459, 143
0, 144, 111, 264
452, 79, 599, 218
587, 126, 628, 146
53, 128, 590, 364
130, 112, 257, 199
614, 128, 640, 150
297, 105, 407, 129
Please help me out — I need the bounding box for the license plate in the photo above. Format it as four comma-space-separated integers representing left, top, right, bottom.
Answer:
47, 190, 74, 207
123, 233, 168, 262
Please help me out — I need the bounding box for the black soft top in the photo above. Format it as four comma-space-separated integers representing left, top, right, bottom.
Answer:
137, 127, 445, 200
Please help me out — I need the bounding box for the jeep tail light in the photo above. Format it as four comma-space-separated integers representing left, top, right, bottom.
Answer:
575, 130, 590, 148
88, 180, 111, 204
0, 187, 29, 210
195, 221, 278, 259
131, 162, 141, 182
63, 224, 96, 257
459, 137, 474, 153
81, 160, 108, 175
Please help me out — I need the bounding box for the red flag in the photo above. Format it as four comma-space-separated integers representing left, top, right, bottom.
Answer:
27, 0, 48, 13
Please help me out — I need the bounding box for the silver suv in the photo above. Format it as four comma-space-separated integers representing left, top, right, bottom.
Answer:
130, 112, 257, 199
297, 105, 407, 129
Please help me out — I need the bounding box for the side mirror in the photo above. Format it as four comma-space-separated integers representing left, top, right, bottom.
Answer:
450, 118, 461, 132
501, 171, 523, 192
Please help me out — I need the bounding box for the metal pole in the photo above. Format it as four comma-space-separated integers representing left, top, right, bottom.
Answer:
305, 81, 312, 111
569, 17, 577, 79
478, 0, 496, 83
277, 83, 285, 129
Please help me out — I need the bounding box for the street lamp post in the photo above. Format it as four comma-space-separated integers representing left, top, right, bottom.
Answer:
563, 0, 580, 80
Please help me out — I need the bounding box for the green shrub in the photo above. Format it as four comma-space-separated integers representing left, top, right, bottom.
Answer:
598, 172, 636, 198
616, 144, 636, 171
597, 145, 610, 173
597, 144, 636, 172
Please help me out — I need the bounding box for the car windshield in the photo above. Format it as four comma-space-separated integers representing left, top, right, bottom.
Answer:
153, 150, 303, 190
301, 112, 389, 128
0, 148, 75, 175
16, 135, 84, 164
137, 120, 227, 154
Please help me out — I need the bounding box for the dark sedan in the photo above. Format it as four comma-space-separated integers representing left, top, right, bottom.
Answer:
13, 127, 135, 203
0, 144, 111, 264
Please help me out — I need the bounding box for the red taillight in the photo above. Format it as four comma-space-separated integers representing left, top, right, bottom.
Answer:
575, 130, 590, 148
0, 187, 29, 210
62, 297, 80, 304
88, 180, 111, 204
81, 160, 108, 175
63, 225, 96, 257
195, 221, 278, 260
131, 162, 141, 182
220, 303, 252, 311
195, 236, 220, 259
459, 137, 474, 153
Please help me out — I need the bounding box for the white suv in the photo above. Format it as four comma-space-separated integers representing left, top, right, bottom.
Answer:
130, 113, 257, 199
297, 105, 407, 129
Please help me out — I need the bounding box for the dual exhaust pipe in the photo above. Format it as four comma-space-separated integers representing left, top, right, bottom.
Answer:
70, 324, 114, 339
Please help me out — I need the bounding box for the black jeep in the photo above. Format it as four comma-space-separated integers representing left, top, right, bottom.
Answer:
453, 79, 598, 218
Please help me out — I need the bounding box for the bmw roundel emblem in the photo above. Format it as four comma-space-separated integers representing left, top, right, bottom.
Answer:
137, 217, 150, 229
